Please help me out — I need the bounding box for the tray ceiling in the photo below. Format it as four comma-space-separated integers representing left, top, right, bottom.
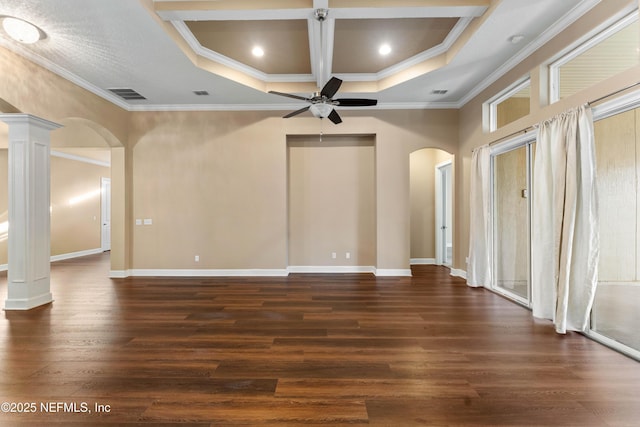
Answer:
0, 0, 612, 110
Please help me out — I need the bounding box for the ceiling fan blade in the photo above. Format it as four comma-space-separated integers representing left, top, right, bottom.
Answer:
283, 106, 310, 118
321, 77, 343, 98
268, 91, 312, 102
327, 109, 342, 124
335, 98, 378, 107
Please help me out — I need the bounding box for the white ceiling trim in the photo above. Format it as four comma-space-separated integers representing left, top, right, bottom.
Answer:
127, 101, 459, 112
328, 6, 487, 19
172, 20, 315, 84
155, 5, 487, 22
156, 9, 313, 21
171, 14, 473, 89
334, 16, 472, 83
308, 17, 334, 88
458, 0, 603, 107
0, 38, 130, 110
0, 33, 458, 113
51, 150, 111, 168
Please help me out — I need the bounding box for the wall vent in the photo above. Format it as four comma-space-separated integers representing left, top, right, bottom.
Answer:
193, 90, 209, 96
431, 89, 448, 95
108, 88, 146, 100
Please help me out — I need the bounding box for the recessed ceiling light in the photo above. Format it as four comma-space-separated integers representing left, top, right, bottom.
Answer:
252, 46, 264, 57
2, 16, 44, 44
508, 35, 525, 44
379, 44, 392, 56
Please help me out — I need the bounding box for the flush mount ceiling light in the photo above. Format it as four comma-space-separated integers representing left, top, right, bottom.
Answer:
378, 43, 392, 56
2, 16, 44, 44
251, 46, 264, 57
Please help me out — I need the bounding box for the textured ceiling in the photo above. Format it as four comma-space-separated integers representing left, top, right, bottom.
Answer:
0, 0, 626, 112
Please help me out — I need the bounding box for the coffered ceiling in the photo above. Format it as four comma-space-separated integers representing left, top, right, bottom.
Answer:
0, 0, 614, 112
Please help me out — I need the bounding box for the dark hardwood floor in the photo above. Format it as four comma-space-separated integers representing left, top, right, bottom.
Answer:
1, 253, 639, 426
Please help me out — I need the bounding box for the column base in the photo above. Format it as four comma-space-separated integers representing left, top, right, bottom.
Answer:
4, 293, 54, 310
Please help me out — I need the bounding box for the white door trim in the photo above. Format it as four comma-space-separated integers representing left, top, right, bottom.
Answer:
435, 160, 452, 266
101, 177, 111, 252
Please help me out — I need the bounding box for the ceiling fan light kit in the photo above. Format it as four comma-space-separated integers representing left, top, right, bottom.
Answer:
269, 76, 377, 124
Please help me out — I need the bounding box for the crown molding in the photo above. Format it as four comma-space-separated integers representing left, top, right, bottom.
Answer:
458, 0, 603, 107
0, 38, 131, 110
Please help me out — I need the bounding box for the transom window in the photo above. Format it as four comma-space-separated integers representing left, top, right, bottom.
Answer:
550, 11, 639, 103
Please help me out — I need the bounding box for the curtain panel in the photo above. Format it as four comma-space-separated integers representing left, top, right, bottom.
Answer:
467, 145, 492, 288
532, 104, 599, 334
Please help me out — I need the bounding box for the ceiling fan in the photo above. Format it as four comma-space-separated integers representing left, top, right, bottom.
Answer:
268, 77, 377, 124
268, 8, 377, 124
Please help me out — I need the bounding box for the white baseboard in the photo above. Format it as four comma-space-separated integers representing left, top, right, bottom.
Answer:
128, 268, 290, 277
51, 248, 103, 263
410, 258, 436, 265
112, 266, 413, 278
375, 268, 412, 277
1, 249, 103, 272
109, 270, 130, 278
450, 268, 467, 280
4, 292, 54, 310
287, 266, 375, 274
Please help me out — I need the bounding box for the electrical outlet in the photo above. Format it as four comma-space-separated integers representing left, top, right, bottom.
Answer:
331, 252, 337, 259
346, 252, 351, 259
195, 255, 199, 262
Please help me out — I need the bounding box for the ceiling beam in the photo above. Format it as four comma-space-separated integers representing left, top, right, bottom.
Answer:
154, 0, 313, 11
329, 6, 487, 19
328, 0, 490, 7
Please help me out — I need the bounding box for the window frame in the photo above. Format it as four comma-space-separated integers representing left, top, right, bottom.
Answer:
485, 76, 531, 132
549, 10, 639, 104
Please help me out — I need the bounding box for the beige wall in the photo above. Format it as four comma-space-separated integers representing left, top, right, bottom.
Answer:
130, 111, 288, 269
128, 110, 458, 272
0, 151, 108, 266
0, 149, 7, 265
0, 43, 129, 273
410, 148, 453, 259
0, 48, 128, 146
288, 135, 376, 267
51, 156, 110, 257
457, 0, 640, 273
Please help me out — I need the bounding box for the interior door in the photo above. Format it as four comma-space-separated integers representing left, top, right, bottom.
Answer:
436, 161, 453, 266
101, 177, 111, 252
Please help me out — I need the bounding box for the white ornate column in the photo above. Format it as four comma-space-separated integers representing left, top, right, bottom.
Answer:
1, 114, 61, 310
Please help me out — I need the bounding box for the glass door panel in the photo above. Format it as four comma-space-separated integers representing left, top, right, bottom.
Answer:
493, 145, 530, 303
589, 107, 640, 356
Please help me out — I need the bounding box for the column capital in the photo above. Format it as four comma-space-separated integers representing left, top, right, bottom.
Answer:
0, 114, 62, 132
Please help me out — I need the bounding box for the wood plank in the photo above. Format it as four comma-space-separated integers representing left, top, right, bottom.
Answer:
0, 254, 639, 425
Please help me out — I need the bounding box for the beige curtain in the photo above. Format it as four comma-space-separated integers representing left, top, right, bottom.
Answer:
467, 145, 492, 288
532, 105, 599, 334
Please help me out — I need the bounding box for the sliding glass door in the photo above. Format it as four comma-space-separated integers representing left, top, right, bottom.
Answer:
588, 105, 640, 358
492, 142, 533, 306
